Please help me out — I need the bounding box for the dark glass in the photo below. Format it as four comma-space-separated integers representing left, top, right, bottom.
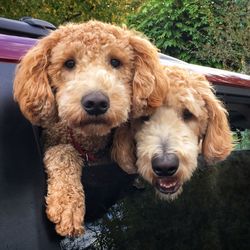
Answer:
61, 150, 250, 250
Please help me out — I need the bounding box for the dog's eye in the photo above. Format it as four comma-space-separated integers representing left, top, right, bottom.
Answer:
64, 59, 76, 69
182, 109, 194, 121
110, 58, 122, 68
141, 116, 150, 122
51, 86, 57, 95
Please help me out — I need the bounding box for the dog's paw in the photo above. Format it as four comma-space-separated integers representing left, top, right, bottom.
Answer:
55, 208, 85, 237
46, 195, 85, 237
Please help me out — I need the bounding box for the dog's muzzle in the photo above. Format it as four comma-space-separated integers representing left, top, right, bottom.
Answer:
152, 153, 181, 194
81, 91, 110, 116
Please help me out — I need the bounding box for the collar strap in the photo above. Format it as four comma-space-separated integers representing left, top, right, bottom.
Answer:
67, 127, 96, 163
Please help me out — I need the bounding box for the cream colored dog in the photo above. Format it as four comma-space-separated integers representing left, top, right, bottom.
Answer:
13, 21, 166, 236
112, 66, 233, 200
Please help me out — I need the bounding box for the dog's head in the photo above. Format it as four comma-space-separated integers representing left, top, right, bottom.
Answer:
135, 67, 233, 200
13, 21, 166, 135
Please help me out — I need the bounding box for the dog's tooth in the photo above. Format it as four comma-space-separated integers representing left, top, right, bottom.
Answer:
160, 180, 177, 189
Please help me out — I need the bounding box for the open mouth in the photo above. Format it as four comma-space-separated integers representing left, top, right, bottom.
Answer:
153, 177, 181, 194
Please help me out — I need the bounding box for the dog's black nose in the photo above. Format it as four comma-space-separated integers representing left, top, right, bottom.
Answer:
81, 91, 110, 116
152, 153, 179, 177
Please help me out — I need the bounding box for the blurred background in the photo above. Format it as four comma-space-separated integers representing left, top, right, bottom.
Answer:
1, 0, 249, 73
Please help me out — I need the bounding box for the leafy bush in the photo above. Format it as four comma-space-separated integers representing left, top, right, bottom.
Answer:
0, 0, 144, 25
127, 0, 250, 72
234, 129, 250, 150
128, 0, 211, 64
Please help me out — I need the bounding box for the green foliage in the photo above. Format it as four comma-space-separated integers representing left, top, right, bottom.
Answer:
127, 0, 250, 72
198, 0, 250, 73
2, 0, 248, 72
234, 129, 250, 150
0, 0, 144, 26
127, 0, 212, 64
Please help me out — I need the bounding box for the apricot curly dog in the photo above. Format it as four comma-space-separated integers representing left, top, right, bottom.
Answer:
13, 21, 166, 236
112, 66, 233, 200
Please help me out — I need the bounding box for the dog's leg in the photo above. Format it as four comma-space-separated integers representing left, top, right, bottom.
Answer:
112, 124, 137, 174
44, 144, 84, 237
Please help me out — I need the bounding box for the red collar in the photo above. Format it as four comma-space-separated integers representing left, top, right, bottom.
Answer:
67, 127, 96, 164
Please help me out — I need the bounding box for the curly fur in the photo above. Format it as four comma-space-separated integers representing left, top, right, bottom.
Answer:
112, 66, 233, 200
13, 20, 166, 236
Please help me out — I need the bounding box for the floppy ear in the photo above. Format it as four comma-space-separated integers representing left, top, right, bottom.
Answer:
13, 33, 59, 126
111, 123, 137, 174
202, 87, 233, 164
129, 35, 167, 117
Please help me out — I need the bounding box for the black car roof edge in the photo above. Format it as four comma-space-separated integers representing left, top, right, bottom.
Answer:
0, 17, 56, 38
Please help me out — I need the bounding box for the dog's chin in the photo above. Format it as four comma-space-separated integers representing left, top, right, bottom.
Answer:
153, 176, 183, 201
79, 124, 112, 136
79, 117, 111, 126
